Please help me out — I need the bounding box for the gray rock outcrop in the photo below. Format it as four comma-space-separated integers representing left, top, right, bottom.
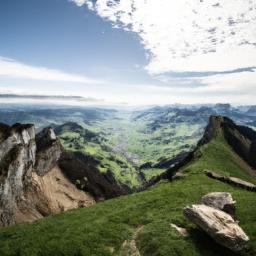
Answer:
205, 170, 256, 191
0, 123, 95, 227
35, 127, 62, 176
201, 192, 236, 217
0, 123, 36, 226
184, 204, 249, 252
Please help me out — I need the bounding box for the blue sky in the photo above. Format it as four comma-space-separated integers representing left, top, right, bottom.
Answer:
0, 0, 256, 105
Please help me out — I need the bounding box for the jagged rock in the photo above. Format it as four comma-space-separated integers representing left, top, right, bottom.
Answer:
36, 127, 57, 149
201, 192, 236, 217
0, 123, 36, 226
0, 123, 95, 227
198, 116, 225, 146
0, 123, 35, 161
184, 204, 249, 252
205, 170, 256, 191
35, 127, 62, 176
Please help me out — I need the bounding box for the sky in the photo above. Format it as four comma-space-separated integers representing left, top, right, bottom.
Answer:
0, 0, 256, 106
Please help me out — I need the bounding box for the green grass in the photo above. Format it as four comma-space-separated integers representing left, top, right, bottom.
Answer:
141, 168, 165, 181
91, 112, 202, 165
55, 111, 206, 186
57, 123, 141, 188
0, 135, 256, 256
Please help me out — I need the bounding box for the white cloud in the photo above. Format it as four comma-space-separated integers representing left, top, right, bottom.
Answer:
70, 0, 87, 7
88, 70, 256, 105
81, 0, 256, 74
101, 74, 256, 105
2, 71, 256, 105
148, 70, 256, 105
0, 56, 101, 84
192, 69, 256, 95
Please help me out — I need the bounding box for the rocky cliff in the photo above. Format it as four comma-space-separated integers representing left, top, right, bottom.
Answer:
199, 116, 256, 168
0, 123, 94, 227
0, 123, 36, 226
35, 127, 62, 176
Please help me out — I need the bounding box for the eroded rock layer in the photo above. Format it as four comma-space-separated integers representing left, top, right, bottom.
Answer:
184, 204, 249, 252
0, 123, 95, 227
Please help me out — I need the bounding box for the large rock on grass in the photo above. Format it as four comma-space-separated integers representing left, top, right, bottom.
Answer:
201, 192, 236, 217
184, 204, 249, 252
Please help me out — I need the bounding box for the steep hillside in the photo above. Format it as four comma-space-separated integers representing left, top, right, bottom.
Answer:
0, 116, 255, 256
55, 122, 144, 189
0, 121, 140, 227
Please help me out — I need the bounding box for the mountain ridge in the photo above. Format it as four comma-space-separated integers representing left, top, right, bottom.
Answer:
1, 115, 255, 227
141, 115, 256, 190
0, 115, 255, 255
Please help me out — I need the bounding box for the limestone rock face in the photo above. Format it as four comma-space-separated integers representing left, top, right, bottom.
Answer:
0, 123, 35, 161
201, 192, 236, 217
0, 123, 95, 227
0, 123, 36, 226
184, 204, 249, 252
35, 127, 62, 176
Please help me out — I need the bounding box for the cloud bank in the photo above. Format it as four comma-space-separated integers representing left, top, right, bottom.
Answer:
76, 0, 256, 75
69, 0, 256, 105
0, 93, 105, 106
0, 56, 100, 84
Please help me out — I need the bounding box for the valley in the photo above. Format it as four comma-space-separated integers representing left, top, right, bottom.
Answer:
1, 103, 256, 185
0, 114, 256, 256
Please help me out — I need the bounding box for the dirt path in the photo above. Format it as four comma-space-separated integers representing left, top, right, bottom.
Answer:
119, 225, 144, 256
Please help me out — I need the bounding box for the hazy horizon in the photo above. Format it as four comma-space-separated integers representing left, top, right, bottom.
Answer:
0, 93, 254, 108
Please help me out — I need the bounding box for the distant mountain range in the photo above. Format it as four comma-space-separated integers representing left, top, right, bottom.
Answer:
0, 103, 255, 182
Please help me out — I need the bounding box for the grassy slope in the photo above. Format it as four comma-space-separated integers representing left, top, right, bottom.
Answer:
58, 127, 140, 188
0, 138, 256, 256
